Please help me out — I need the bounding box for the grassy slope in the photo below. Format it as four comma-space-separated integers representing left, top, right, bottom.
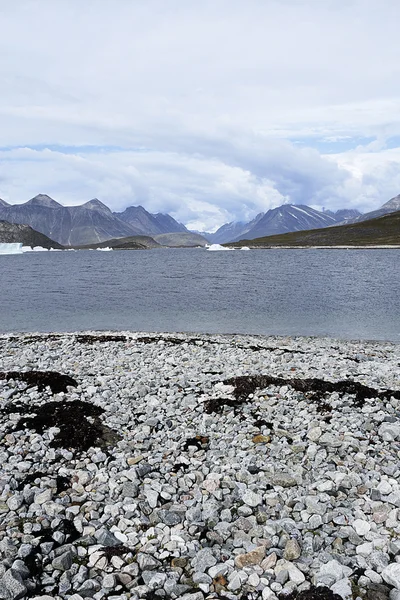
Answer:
227, 211, 400, 247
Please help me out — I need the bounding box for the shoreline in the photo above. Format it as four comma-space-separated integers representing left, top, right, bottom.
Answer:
1, 332, 400, 600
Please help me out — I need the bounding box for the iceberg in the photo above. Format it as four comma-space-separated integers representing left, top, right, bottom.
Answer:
241, 246, 250, 251
0, 243, 24, 254
96, 247, 113, 251
207, 244, 232, 251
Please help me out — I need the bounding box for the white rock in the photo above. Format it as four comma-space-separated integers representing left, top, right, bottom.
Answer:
331, 577, 353, 600
242, 489, 262, 507
353, 519, 371, 536
382, 563, 400, 589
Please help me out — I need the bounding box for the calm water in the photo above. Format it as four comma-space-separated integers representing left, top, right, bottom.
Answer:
0, 249, 399, 341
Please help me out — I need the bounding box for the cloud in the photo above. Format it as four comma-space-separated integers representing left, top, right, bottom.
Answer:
0, 0, 400, 227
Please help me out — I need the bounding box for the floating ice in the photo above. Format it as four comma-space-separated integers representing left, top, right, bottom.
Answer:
207, 244, 232, 251
241, 246, 250, 251
96, 247, 113, 251
0, 243, 24, 254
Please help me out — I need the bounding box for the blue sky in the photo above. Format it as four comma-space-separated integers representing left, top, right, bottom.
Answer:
1, 0, 400, 230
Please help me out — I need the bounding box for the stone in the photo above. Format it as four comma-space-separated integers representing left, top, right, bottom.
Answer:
34, 488, 52, 505
6, 495, 23, 512
227, 571, 242, 592
308, 514, 323, 530
275, 560, 305, 585
271, 473, 297, 488
307, 427, 322, 441
262, 588, 278, 600
382, 564, 400, 589
253, 435, 271, 444
284, 539, 301, 561
353, 519, 371, 536
235, 546, 266, 568
0, 569, 27, 599
242, 489, 263, 507
331, 578, 353, 599
317, 560, 347, 585
191, 548, 217, 573
137, 553, 162, 571
121, 481, 138, 497
95, 528, 120, 547
262, 552, 278, 570
248, 573, 260, 587
52, 550, 72, 572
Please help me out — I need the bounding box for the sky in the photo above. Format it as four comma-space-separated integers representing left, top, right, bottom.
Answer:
1, 0, 400, 231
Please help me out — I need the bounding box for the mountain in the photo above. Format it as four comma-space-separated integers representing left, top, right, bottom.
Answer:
325, 208, 362, 223
0, 220, 63, 248
153, 212, 188, 234
115, 206, 187, 236
0, 198, 10, 207
340, 194, 400, 225
231, 204, 338, 241
153, 232, 209, 247
0, 196, 186, 246
206, 213, 265, 244
207, 206, 362, 244
228, 210, 400, 247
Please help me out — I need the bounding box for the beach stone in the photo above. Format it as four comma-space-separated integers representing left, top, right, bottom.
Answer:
34, 488, 52, 505
275, 560, 305, 585
382, 564, 400, 589
307, 427, 322, 441
191, 548, 217, 572
284, 539, 301, 560
235, 546, 266, 568
331, 578, 353, 599
137, 553, 162, 571
52, 551, 72, 572
242, 489, 263, 507
6, 495, 23, 512
0, 569, 27, 599
353, 519, 371, 536
271, 473, 297, 488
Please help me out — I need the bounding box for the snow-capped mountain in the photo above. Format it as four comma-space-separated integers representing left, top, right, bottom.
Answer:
339, 194, 400, 225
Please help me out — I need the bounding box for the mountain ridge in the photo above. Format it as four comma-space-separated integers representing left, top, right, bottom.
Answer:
0, 195, 186, 246
228, 210, 400, 247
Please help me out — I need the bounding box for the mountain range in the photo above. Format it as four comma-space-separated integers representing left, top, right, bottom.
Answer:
0, 195, 188, 246
205, 206, 362, 244
0, 193, 399, 246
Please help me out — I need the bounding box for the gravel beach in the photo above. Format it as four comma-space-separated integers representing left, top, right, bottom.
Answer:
0, 331, 400, 600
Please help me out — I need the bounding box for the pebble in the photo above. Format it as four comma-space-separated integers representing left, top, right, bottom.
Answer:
0, 331, 399, 600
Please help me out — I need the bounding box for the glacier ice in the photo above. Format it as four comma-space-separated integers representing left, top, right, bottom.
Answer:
0, 243, 24, 254
207, 244, 232, 251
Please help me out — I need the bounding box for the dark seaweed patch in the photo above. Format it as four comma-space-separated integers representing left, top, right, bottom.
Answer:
9, 400, 120, 452
75, 334, 127, 344
0, 371, 77, 393
222, 375, 400, 408
280, 586, 342, 600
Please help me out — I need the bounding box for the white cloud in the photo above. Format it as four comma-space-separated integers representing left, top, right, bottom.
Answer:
0, 0, 400, 227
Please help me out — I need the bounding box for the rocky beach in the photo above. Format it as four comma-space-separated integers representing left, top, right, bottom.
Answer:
0, 332, 400, 600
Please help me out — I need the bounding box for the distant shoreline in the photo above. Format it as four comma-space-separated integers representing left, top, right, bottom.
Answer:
227, 244, 400, 249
